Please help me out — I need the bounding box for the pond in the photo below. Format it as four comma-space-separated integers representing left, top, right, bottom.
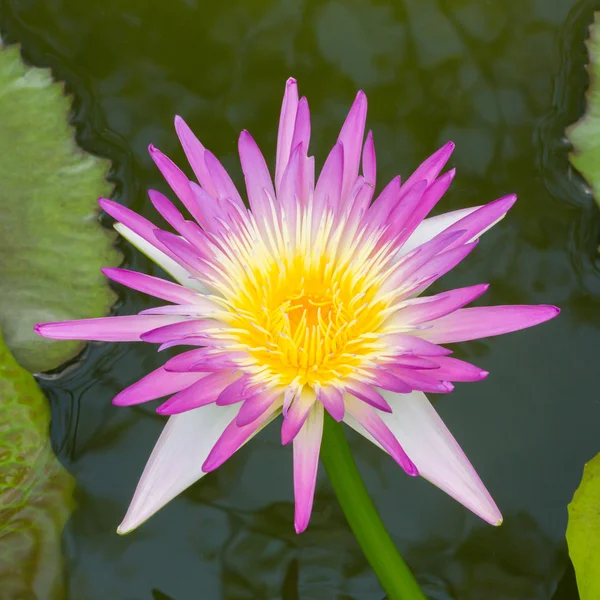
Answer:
2, 0, 599, 597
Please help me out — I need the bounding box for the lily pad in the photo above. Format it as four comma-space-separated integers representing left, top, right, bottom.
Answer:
566, 452, 600, 600
0, 327, 74, 599
0, 44, 120, 373
567, 11, 600, 208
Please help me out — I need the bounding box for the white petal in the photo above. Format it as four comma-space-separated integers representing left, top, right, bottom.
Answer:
398, 207, 479, 257
114, 223, 208, 293
344, 391, 502, 525
118, 403, 239, 534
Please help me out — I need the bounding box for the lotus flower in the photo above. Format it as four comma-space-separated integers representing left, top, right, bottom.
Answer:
36, 78, 559, 534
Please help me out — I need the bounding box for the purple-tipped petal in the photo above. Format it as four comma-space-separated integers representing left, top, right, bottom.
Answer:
215, 374, 249, 406
118, 403, 239, 534
34, 315, 184, 342
402, 142, 454, 191
344, 395, 418, 476
346, 379, 392, 412
238, 130, 276, 222
442, 195, 517, 249
202, 402, 281, 472
420, 305, 560, 344
290, 97, 311, 162
316, 386, 345, 421
149, 145, 204, 224
383, 334, 452, 357
157, 370, 237, 415
400, 241, 479, 299
203, 150, 244, 205
338, 90, 368, 200
314, 142, 344, 217
276, 78, 300, 191
174, 115, 217, 197
236, 387, 283, 427
425, 357, 489, 382
293, 403, 324, 533
281, 388, 317, 445
102, 268, 202, 305
377, 391, 503, 526
387, 368, 453, 394
362, 130, 376, 185
399, 206, 480, 257
113, 367, 206, 406
141, 319, 217, 344
395, 284, 490, 325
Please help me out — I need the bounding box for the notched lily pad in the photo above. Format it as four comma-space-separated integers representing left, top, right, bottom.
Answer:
0, 44, 120, 373
566, 452, 600, 600
0, 328, 75, 599
567, 12, 600, 208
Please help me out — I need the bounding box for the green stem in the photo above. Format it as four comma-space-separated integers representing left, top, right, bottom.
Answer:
320, 413, 427, 600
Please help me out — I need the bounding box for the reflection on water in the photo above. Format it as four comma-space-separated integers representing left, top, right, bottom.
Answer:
1, 0, 599, 597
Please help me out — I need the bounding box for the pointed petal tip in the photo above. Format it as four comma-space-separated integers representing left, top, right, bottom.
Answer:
294, 518, 309, 534
286, 76, 297, 86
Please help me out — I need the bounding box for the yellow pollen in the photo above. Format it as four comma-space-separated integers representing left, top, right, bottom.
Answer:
220, 231, 392, 390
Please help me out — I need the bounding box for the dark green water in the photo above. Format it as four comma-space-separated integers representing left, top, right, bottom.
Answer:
2, 0, 599, 597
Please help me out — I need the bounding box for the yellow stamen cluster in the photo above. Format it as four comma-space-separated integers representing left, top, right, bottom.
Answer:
210, 204, 397, 390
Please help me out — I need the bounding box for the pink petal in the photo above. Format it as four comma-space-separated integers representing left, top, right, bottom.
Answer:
149, 145, 204, 224
157, 371, 237, 415
384, 180, 428, 241
338, 91, 367, 200
281, 388, 317, 445
34, 315, 185, 342
388, 367, 453, 394
112, 367, 206, 406
400, 241, 479, 298
314, 142, 343, 217
203, 150, 244, 205
364, 369, 412, 394
377, 391, 503, 525
174, 115, 217, 197
344, 395, 417, 476
425, 357, 489, 382
102, 268, 202, 305
381, 229, 465, 293
202, 402, 281, 472
399, 206, 480, 258
293, 403, 324, 533
365, 175, 401, 233
395, 284, 490, 325
236, 387, 283, 427
442, 195, 517, 249
401, 142, 454, 191
164, 348, 240, 372
99, 198, 178, 262
362, 130, 376, 185
382, 334, 452, 357
140, 319, 217, 344
215, 374, 249, 406
290, 97, 311, 163
275, 78, 300, 191
117, 403, 239, 534
397, 169, 456, 245
238, 130, 276, 221
419, 305, 560, 344
346, 379, 392, 412
316, 386, 345, 421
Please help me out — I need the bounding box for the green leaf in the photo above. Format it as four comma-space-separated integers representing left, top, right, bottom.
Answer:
566, 452, 600, 600
0, 44, 120, 373
567, 12, 600, 209
0, 327, 74, 598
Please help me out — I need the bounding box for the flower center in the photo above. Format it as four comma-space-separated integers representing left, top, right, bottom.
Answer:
224, 252, 389, 390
